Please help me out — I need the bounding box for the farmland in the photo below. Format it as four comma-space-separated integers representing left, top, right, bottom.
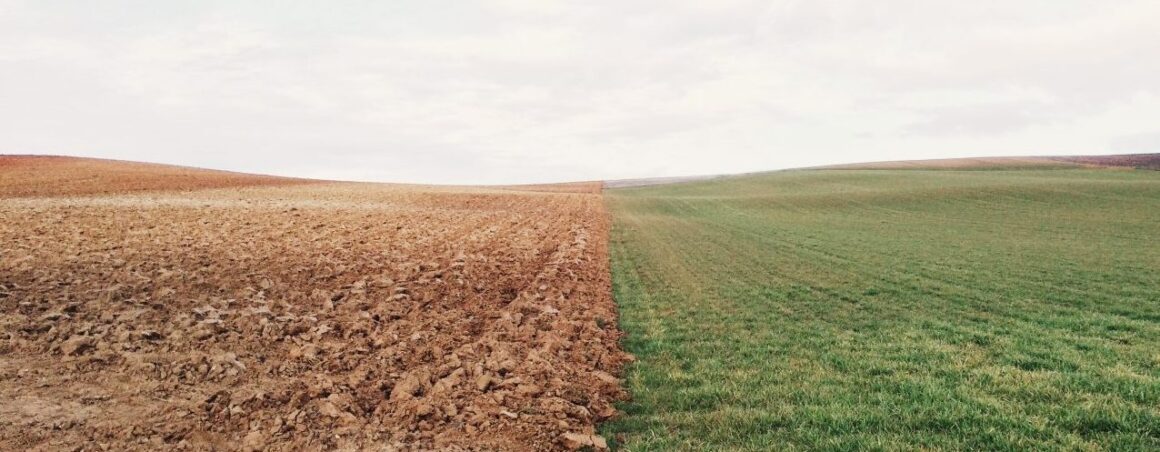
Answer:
3, 154, 1159, 451
0, 155, 313, 197
818, 154, 1160, 171
0, 157, 627, 450
603, 169, 1160, 450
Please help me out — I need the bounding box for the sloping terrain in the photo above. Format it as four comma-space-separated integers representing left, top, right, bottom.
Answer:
1049, 153, 1160, 170
0, 158, 628, 451
819, 153, 1160, 170
603, 176, 721, 189
603, 154, 1160, 191
0, 155, 312, 197
498, 182, 605, 194
819, 156, 1077, 170
604, 169, 1159, 450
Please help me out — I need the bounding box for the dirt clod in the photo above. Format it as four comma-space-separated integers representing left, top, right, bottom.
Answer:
561, 433, 609, 450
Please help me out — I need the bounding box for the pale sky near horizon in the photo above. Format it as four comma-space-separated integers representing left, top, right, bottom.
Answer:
2, 1, 1159, 184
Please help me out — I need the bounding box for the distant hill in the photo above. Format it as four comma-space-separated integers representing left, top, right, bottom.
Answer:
0, 155, 614, 197
5, 153, 1156, 198
603, 175, 722, 189
1049, 154, 1160, 170
0, 155, 312, 197
604, 154, 1160, 190
498, 181, 605, 194
819, 154, 1160, 170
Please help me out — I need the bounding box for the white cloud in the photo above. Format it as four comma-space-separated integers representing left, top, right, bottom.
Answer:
1, 0, 1158, 184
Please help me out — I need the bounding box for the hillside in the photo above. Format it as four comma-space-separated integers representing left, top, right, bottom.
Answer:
1050, 153, 1160, 170
820, 153, 1160, 171
0, 155, 312, 197
603, 168, 1160, 450
4, 153, 1158, 450
604, 153, 1160, 191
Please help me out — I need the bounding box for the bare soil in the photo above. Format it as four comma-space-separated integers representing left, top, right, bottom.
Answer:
0, 157, 628, 451
0, 155, 312, 197
1048, 153, 1160, 170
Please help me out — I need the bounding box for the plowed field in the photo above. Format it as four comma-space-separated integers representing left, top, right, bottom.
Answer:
0, 155, 312, 197
0, 157, 628, 451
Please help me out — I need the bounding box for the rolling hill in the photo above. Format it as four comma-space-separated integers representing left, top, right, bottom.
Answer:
0, 155, 316, 197
603, 166, 1160, 450
3, 153, 1158, 450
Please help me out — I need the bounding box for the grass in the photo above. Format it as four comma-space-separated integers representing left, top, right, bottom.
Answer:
601, 169, 1160, 450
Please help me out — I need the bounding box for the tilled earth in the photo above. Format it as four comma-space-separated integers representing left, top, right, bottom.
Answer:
0, 155, 313, 197
0, 164, 628, 451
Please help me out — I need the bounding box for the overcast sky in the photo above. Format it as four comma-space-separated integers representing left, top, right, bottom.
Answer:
2, 1, 1159, 184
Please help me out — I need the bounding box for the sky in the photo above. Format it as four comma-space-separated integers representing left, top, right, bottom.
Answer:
2, 1, 1159, 184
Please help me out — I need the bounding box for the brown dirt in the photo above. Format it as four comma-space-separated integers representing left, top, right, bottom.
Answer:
0, 158, 628, 451
496, 182, 605, 195
0, 155, 313, 197
1047, 153, 1160, 170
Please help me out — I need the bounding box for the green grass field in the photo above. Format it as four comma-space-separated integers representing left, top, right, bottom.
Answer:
602, 169, 1160, 450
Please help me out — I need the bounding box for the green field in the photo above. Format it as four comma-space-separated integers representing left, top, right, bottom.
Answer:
602, 169, 1160, 450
